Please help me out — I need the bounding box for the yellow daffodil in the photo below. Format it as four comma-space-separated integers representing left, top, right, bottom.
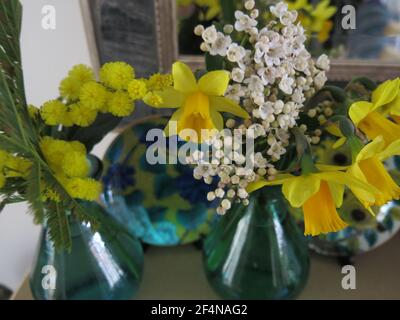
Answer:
349, 78, 400, 146
348, 136, 400, 207
311, 0, 337, 33
287, 0, 312, 11
318, 20, 334, 43
178, 0, 221, 20
145, 61, 249, 143
196, 0, 221, 20
287, 0, 336, 43
248, 171, 376, 236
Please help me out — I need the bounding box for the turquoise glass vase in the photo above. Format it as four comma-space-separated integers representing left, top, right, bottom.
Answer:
30, 201, 144, 300
203, 186, 310, 300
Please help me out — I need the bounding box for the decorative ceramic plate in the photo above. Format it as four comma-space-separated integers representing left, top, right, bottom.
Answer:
101, 116, 217, 246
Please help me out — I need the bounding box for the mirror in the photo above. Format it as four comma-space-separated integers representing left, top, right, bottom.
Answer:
167, 0, 400, 81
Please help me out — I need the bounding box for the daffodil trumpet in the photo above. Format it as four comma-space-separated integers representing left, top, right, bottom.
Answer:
247, 169, 377, 236
144, 61, 250, 143
347, 136, 400, 207
349, 78, 400, 146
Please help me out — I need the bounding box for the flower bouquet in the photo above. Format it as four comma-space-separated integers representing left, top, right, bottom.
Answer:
2, 0, 400, 300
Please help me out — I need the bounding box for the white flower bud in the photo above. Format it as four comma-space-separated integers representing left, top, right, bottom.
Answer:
207, 192, 216, 201
221, 199, 232, 210
194, 25, 204, 36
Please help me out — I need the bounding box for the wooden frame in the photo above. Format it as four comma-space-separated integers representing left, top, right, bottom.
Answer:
79, 0, 101, 72
156, 0, 400, 82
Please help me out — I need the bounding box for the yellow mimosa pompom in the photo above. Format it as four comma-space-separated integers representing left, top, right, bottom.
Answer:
28, 104, 39, 118
143, 92, 163, 107
40, 100, 67, 126
40, 137, 70, 172
100, 62, 135, 90
59, 77, 82, 101
0, 174, 5, 189
127, 79, 148, 100
69, 141, 87, 155
147, 73, 173, 91
107, 91, 135, 117
4, 156, 31, 178
64, 177, 102, 201
41, 187, 61, 202
59, 65, 94, 101
79, 81, 108, 111
62, 151, 89, 178
69, 103, 98, 127
0, 150, 8, 167
68, 64, 94, 84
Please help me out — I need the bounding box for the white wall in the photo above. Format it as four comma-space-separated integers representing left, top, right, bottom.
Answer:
0, 0, 95, 291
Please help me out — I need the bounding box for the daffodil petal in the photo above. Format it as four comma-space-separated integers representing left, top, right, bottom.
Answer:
387, 93, 400, 116
355, 136, 385, 162
210, 108, 223, 132
152, 88, 186, 108
282, 175, 321, 208
327, 182, 345, 207
316, 164, 349, 172
209, 96, 250, 119
247, 174, 294, 193
164, 109, 183, 137
319, 171, 377, 204
371, 78, 400, 109
378, 139, 400, 161
173, 61, 197, 93
198, 70, 230, 96
349, 101, 374, 126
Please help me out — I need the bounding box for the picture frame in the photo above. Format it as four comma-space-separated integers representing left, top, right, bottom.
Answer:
157, 0, 400, 82
85, 0, 400, 81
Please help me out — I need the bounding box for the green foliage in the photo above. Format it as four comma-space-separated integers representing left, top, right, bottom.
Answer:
0, 0, 99, 251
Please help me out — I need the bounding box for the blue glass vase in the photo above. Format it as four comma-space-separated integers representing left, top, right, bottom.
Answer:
203, 186, 310, 300
29, 201, 144, 300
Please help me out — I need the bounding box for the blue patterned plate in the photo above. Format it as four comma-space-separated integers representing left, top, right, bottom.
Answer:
101, 116, 217, 246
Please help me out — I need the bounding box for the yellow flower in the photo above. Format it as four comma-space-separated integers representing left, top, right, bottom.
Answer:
68, 64, 94, 84
28, 104, 39, 118
196, 0, 221, 20
248, 171, 376, 236
287, 0, 336, 44
69, 103, 98, 127
0, 174, 5, 188
349, 78, 400, 146
4, 156, 31, 178
287, 0, 312, 11
59, 77, 83, 101
310, 0, 337, 33
144, 92, 163, 107
348, 136, 400, 207
145, 61, 249, 143
79, 81, 108, 111
41, 187, 61, 203
127, 79, 148, 100
318, 20, 333, 43
146, 74, 173, 91
107, 91, 135, 117
100, 62, 135, 90
62, 151, 89, 178
64, 177, 102, 201
60, 65, 94, 101
40, 100, 68, 126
